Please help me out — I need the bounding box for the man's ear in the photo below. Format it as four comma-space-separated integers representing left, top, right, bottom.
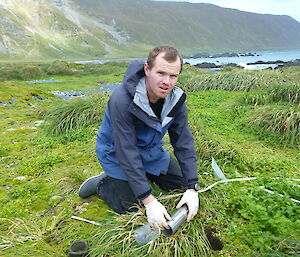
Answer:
144, 63, 150, 76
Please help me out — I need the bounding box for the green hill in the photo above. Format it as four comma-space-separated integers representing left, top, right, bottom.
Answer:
0, 0, 300, 60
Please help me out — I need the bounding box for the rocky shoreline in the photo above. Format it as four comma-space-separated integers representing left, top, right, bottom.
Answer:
184, 52, 259, 59
192, 58, 300, 70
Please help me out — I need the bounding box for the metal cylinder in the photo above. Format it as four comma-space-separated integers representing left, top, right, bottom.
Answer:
134, 223, 160, 245
134, 205, 188, 244
162, 205, 188, 237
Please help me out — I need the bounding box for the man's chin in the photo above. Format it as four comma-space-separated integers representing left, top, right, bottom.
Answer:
158, 95, 167, 99
158, 91, 169, 98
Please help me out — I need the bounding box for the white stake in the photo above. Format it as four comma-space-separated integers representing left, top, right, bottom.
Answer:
71, 216, 102, 226
259, 186, 300, 203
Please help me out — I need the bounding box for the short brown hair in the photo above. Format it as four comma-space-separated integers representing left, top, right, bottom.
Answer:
147, 45, 183, 72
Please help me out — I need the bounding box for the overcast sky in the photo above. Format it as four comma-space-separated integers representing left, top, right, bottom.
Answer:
153, 0, 300, 22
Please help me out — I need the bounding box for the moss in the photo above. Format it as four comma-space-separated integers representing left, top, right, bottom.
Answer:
0, 187, 9, 202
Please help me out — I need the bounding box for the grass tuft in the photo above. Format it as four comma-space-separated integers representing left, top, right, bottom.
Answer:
178, 70, 278, 92
46, 60, 74, 75
90, 205, 210, 257
267, 81, 300, 105
44, 94, 108, 136
249, 106, 300, 146
242, 91, 271, 106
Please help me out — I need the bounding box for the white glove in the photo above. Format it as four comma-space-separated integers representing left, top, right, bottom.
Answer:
176, 189, 199, 222
145, 199, 172, 229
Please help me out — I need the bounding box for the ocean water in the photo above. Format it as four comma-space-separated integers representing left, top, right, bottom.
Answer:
184, 49, 300, 70
75, 49, 300, 70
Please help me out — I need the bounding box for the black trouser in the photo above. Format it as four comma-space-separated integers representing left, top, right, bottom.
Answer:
97, 157, 187, 214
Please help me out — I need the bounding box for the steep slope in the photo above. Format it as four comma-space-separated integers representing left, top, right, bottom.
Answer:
0, 0, 126, 59
0, 0, 300, 60
74, 0, 300, 52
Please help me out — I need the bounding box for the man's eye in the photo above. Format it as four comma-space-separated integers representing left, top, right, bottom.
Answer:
170, 75, 178, 78
158, 72, 164, 75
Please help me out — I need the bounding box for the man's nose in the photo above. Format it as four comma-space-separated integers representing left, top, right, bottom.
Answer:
162, 75, 170, 84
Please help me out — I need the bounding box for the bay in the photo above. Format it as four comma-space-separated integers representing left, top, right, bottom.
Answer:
184, 49, 300, 70
75, 49, 300, 70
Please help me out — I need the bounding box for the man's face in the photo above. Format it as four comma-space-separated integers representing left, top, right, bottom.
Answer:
144, 53, 181, 103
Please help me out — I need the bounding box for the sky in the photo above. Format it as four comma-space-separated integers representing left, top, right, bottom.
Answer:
153, 0, 300, 22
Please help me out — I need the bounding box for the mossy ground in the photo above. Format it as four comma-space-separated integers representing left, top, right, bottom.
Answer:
0, 63, 299, 256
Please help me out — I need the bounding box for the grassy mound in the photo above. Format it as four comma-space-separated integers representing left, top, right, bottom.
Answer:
44, 94, 108, 137
249, 106, 300, 146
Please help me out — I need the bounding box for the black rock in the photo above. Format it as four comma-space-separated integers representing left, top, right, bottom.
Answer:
247, 60, 285, 65
283, 59, 300, 67
221, 63, 243, 69
194, 62, 220, 68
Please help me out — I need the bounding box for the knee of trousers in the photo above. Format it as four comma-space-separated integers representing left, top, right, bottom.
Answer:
97, 176, 140, 214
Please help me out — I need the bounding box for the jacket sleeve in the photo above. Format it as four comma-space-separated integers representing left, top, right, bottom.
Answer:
168, 102, 198, 186
108, 89, 152, 200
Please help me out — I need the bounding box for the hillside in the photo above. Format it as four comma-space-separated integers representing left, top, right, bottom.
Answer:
0, 0, 300, 60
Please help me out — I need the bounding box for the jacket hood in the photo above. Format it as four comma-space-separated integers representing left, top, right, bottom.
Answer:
123, 61, 145, 97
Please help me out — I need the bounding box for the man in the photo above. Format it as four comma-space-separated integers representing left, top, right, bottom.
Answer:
79, 46, 199, 229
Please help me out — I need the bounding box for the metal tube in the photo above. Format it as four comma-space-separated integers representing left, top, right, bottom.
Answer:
134, 223, 160, 245
162, 205, 188, 237
134, 205, 189, 244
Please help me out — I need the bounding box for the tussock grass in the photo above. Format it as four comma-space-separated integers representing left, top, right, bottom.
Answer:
90, 204, 210, 257
44, 94, 108, 136
82, 61, 128, 75
242, 91, 271, 106
0, 63, 45, 81
0, 214, 99, 257
189, 126, 239, 165
267, 81, 300, 105
178, 70, 280, 92
0, 60, 128, 82
249, 106, 300, 146
46, 60, 74, 75
0, 216, 65, 252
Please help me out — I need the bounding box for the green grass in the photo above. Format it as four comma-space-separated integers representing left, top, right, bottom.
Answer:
178, 68, 283, 92
249, 105, 300, 146
0, 61, 128, 89
0, 63, 299, 256
44, 94, 108, 136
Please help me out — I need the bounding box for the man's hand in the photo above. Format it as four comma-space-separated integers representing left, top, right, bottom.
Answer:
176, 189, 199, 222
145, 199, 172, 229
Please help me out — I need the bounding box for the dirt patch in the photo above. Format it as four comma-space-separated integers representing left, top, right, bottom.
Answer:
204, 226, 223, 251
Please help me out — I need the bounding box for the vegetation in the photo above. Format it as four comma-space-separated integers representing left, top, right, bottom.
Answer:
0, 60, 128, 83
1, 0, 300, 60
0, 62, 299, 256
44, 94, 108, 138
